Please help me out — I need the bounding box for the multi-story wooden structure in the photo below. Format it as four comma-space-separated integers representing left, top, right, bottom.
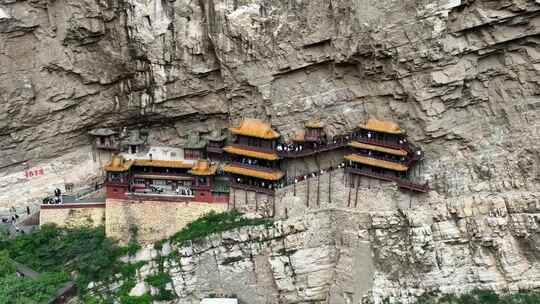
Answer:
223, 119, 284, 194
104, 155, 134, 199
189, 159, 219, 203
206, 131, 227, 161
120, 129, 147, 154
183, 134, 206, 160
88, 128, 119, 151
104, 150, 230, 202
103, 117, 428, 203
346, 118, 428, 192
304, 120, 326, 143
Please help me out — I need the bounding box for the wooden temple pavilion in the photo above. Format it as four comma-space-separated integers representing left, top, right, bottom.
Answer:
304, 120, 326, 143
104, 155, 134, 199
206, 131, 227, 161
188, 159, 228, 203
346, 118, 429, 193
223, 118, 284, 194
88, 128, 119, 151
352, 118, 406, 149
120, 130, 146, 154
104, 153, 196, 201
183, 134, 207, 160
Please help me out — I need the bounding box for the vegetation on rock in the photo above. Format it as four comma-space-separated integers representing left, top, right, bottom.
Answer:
412, 289, 540, 304
0, 250, 69, 304
1, 224, 145, 303
0, 211, 271, 303
168, 210, 273, 245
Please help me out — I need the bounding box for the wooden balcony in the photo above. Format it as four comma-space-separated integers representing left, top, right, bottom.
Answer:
353, 137, 404, 151
345, 167, 429, 193
352, 136, 424, 165
229, 162, 279, 173
228, 143, 276, 155
95, 142, 120, 151
131, 172, 193, 181
229, 180, 275, 195
207, 146, 224, 154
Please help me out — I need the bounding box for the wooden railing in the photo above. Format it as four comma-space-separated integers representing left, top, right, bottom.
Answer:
96, 143, 119, 150
228, 143, 276, 154
353, 137, 404, 150
207, 146, 224, 154
228, 162, 280, 173
229, 180, 275, 195
277, 140, 348, 158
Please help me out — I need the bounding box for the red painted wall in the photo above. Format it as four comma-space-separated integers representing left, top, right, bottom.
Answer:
106, 185, 129, 199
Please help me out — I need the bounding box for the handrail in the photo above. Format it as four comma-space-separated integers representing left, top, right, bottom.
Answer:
277, 141, 348, 158
353, 137, 404, 150
227, 143, 276, 154
229, 180, 275, 195
228, 162, 281, 173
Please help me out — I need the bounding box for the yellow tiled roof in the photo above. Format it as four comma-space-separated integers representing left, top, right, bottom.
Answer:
223, 145, 279, 161
305, 120, 324, 129
189, 160, 218, 176
348, 141, 408, 156
133, 159, 194, 169
359, 118, 405, 135
345, 154, 408, 171
230, 118, 280, 139
223, 164, 284, 181
104, 155, 133, 172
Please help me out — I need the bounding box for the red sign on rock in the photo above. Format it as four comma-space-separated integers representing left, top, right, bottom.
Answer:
25, 168, 44, 178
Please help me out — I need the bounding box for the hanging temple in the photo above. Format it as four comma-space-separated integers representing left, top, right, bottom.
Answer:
98, 117, 429, 205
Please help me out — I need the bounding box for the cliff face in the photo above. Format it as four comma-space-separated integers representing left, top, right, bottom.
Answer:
2, 0, 540, 302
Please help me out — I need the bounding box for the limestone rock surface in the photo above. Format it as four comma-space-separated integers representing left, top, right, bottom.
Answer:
1, 0, 540, 303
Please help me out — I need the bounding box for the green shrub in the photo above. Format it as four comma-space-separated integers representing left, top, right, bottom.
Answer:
2, 224, 140, 299
145, 272, 172, 289
119, 293, 152, 304
168, 210, 272, 245
414, 289, 540, 304
0, 270, 69, 303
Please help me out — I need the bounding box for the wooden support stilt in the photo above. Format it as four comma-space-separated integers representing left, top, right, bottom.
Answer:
272, 195, 276, 218
245, 190, 248, 207
227, 188, 231, 210
293, 167, 297, 196
233, 188, 236, 210
354, 176, 359, 208
255, 192, 258, 212
316, 173, 320, 207
347, 174, 352, 208
328, 169, 332, 204
306, 178, 310, 207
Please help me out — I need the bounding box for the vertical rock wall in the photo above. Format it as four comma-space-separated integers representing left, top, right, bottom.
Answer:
2, 0, 540, 302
